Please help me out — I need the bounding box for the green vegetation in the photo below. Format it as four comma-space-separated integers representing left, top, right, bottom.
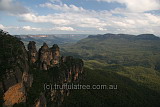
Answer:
61, 34, 160, 70
61, 34, 160, 106
27, 58, 83, 106
118, 66, 160, 93
27, 69, 51, 105
62, 61, 160, 106
1, 31, 160, 106
0, 29, 26, 79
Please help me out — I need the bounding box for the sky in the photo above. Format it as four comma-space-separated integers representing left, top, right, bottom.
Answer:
0, 0, 160, 35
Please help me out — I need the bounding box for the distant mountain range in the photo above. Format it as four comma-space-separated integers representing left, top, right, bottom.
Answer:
88, 33, 160, 40
16, 34, 88, 48
18, 33, 160, 47
1, 31, 160, 106
61, 33, 160, 70
60, 33, 160, 106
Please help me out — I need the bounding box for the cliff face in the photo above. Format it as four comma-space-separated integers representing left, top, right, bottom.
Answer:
0, 39, 29, 92
27, 42, 84, 107
38, 43, 51, 70
47, 56, 84, 106
3, 83, 26, 106
0, 31, 29, 91
62, 56, 84, 82
27, 42, 83, 82
28, 41, 38, 64
38, 43, 61, 70
50, 44, 60, 65
28, 42, 61, 70
0, 30, 33, 106
0, 30, 84, 107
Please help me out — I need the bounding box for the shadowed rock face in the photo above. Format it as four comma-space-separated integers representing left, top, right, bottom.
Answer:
50, 44, 60, 65
22, 71, 33, 88
62, 56, 84, 82
28, 41, 38, 64
35, 93, 47, 107
0, 36, 30, 92
3, 83, 26, 106
0, 30, 33, 106
38, 43, 52, 70
31, 43, 61, 70
0, 30, 84, 107
27, 43, 84, 106
3, 71, 33, 106
2, 67, 22, 92
44, 56, 84, 106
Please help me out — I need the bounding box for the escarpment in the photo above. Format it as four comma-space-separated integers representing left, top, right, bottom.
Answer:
27, 42, 84, 107
0, 30, 84, 107
0, 30, 33, 106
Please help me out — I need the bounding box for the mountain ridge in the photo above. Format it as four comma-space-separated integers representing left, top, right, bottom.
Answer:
87, 33, 160, 40
61, 33, 160, 71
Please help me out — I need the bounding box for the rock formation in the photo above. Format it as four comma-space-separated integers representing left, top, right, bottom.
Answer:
3, 83, 26, 106
27, 43, 84, 106
22, 71, 33, 89
28, 42, 61, 70
50, 44, 60, 65
62, 56, 84, 82
38, 43, 52, 70
0, 30, 32, 106
2, 67, 22, 92
28, 41, 38, 64
35, 93, 47, 107
0, 30, 84, 107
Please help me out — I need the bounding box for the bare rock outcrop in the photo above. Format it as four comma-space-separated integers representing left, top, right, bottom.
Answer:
0, 31, 32, 106
50, 44, 60, 65
22, 71, 33, 89
0, 30, 84, 107
2, 67, 22, 92
1, 41, 29, 92
62, 56, 84, 82
38, 43, 53, 70
35, 93, 47, 107
28, 41, 38, 64
38, 43, 60, 70
44, 55, 84, 106
3, 83, 26, 106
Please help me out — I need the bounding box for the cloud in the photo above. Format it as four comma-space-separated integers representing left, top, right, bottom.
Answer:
40, 3, 85, 12
0, 24, 20, 30
51, 27, 75, 31
18, 2, 160, 35
19, 13, 70, 25
22, 26, 75, 32
0, 0, 29, 15
0, 24, 5, 29
1, 1, 160, 35
0, 24, 76, 34
22, 26, 41, 31
98, 27, 107, 31
19, 4, 110, 29
19, 12, 107, 29
97, 0, 160, 12
49, 0, 61, 3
